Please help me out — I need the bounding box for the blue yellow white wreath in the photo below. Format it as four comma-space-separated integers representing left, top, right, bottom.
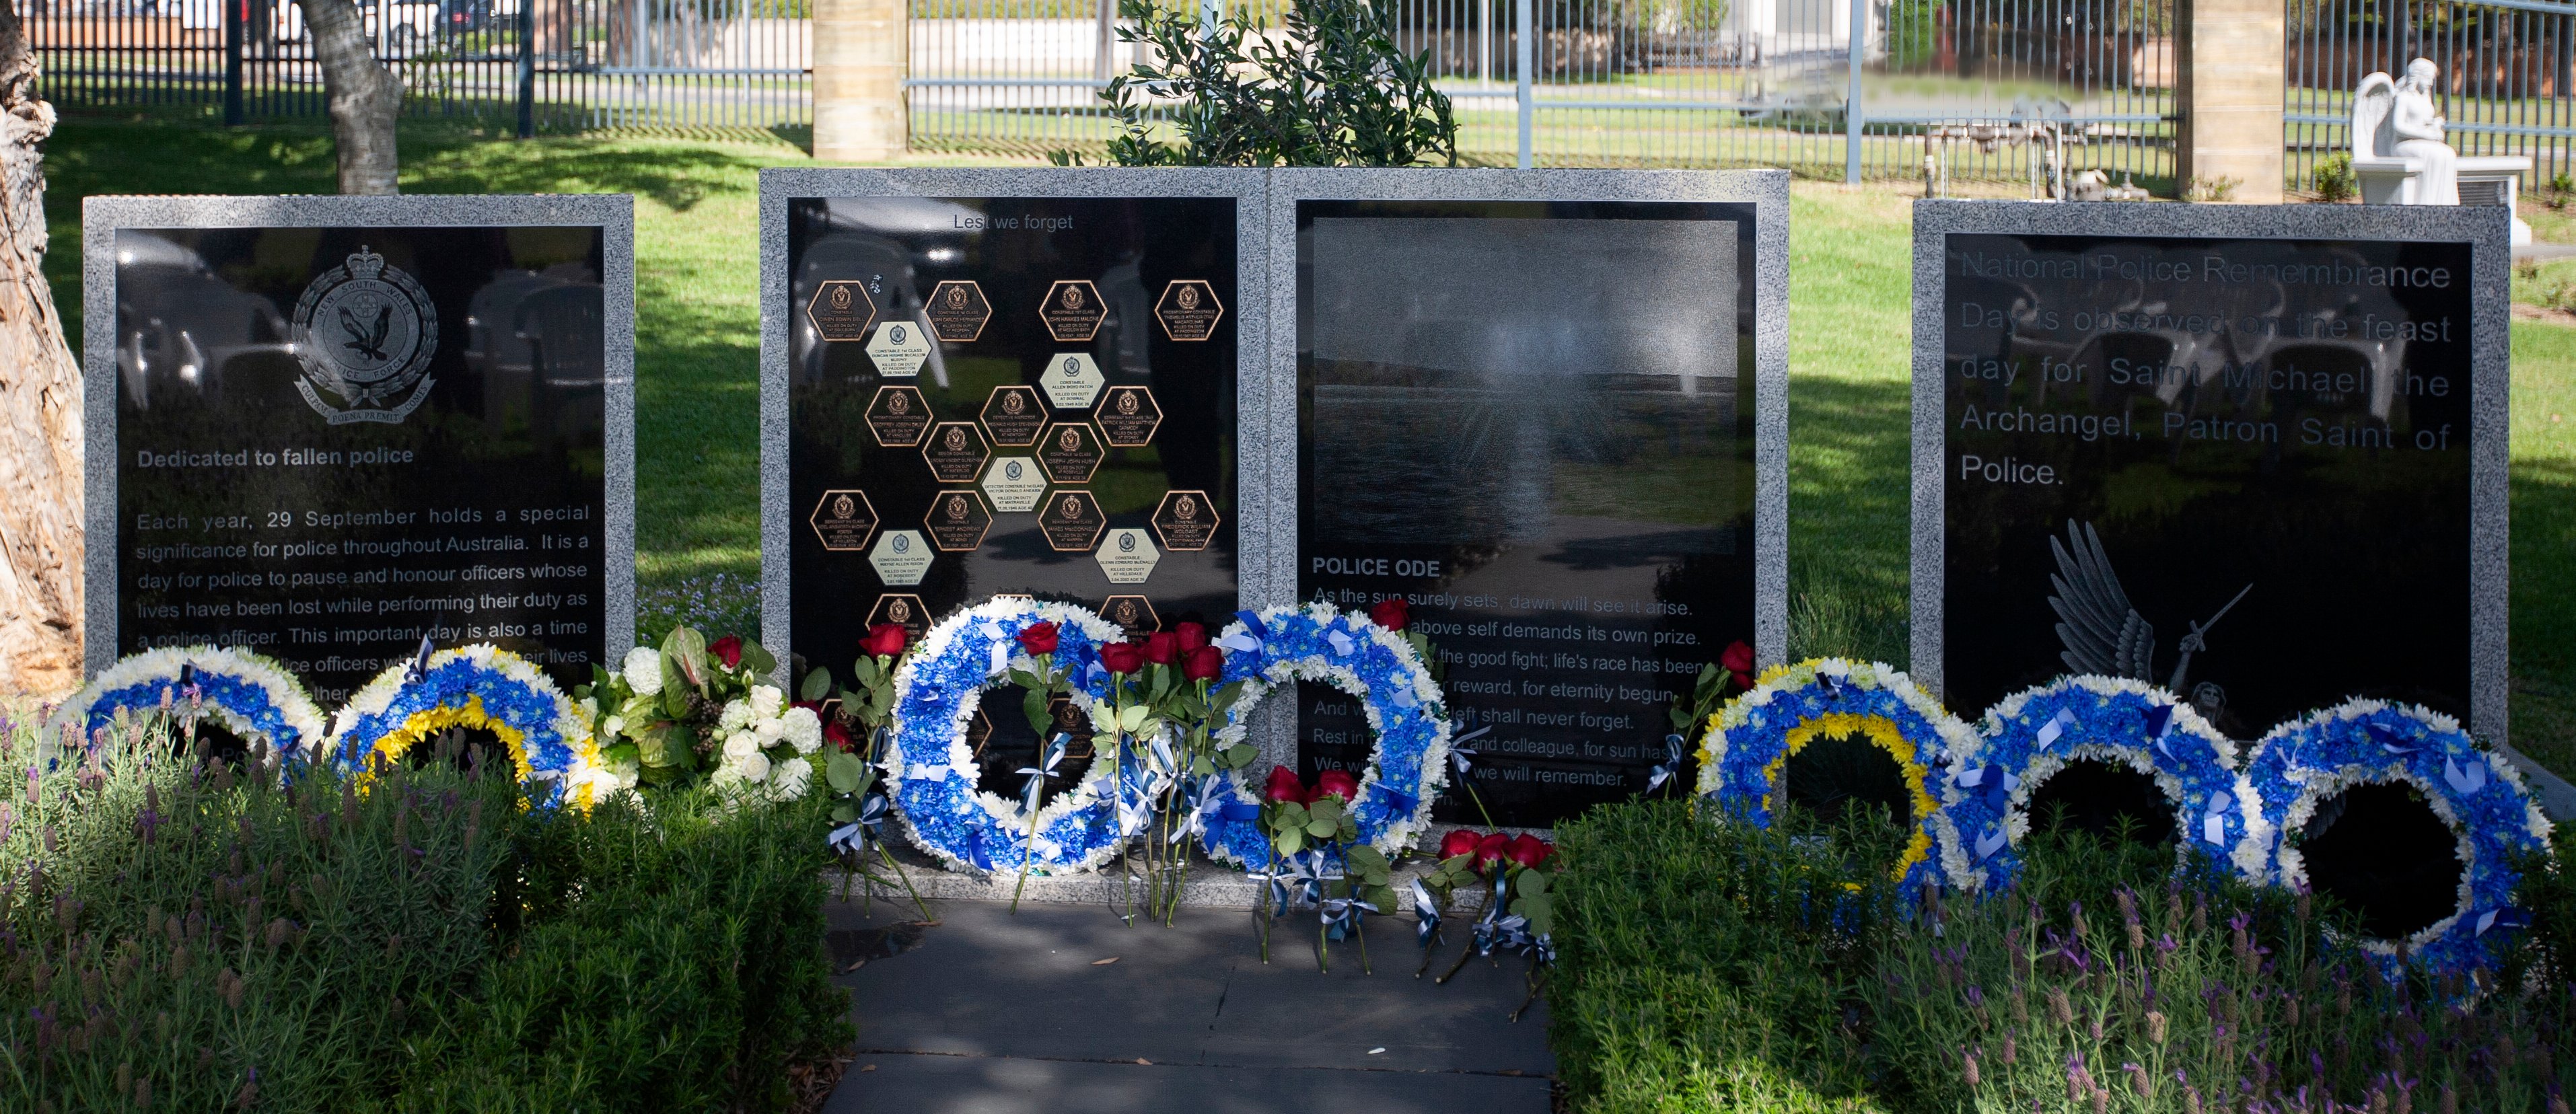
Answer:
881, 597, 1154, 876
1937, 676, 2268, 894
326, 644, 610, 810
2248, 699, 2552, 980
49, 646, 326, 770
1694, 659, 1970, 896
1188, 603, 1452, 868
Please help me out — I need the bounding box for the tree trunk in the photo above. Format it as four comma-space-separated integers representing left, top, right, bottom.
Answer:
299, 0, 402, 194
0, 0, 84, 696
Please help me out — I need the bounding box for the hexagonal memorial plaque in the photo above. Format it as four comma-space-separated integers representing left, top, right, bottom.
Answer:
1151, 488, 1219, 552
1037, 422, 1104, 484
978, 385, 1046, 447
865, 385, 931, 447
806, 279, 877, 342
1038, 490, 1106, 552
980, 455, 1046, 513
1040, 352, 1104, 410
865, 319, 932, 377
1096, 528, 1160, 585
1095, 385, 1161, 447
923, 489, 993, 551
1153, 279, 1223, 341
923, 280, 991, 342
921, 422, 991, 484
1039, 280, 1107, 342
867, 529, 933, 586
1100, 594, 1158, 636
810, 490, 879, 552
867, 593, 931, 641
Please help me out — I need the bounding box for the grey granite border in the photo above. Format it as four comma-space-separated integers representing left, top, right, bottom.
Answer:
755, 168, 1273, 683
79, 194, 639, 679
1907, 200, 2513, 745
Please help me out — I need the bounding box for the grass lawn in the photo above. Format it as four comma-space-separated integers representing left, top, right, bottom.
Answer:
37, 114, 2575, 770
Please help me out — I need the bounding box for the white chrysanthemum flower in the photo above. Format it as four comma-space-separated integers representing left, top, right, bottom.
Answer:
719, 699, 754, 732
622, 646, 664, 696
750, 685, 785, 720
771, 755, 813, 800
723, 731, 760, 761
781, 706, 822, 754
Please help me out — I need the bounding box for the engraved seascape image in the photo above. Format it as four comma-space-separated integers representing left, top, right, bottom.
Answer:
1297, 202, 1758, 827
785, 195, 1238, 689
1938, 233, 2479, 733
112, 224, 611, 702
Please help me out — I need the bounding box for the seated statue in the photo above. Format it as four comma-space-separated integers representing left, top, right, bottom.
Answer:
2389, 58, 2458, 205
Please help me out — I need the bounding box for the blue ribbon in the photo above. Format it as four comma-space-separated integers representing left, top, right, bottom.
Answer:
964, 827, 993, 871
1410, 878, 1441, 947
1450, 727, 1489, 779
1321, 895, 1379, 941
2368, 723, 2419, 755
1647, 733, 1686, 795
1016, 733, 1071, 813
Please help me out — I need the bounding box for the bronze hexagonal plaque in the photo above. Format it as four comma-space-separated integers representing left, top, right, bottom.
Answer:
921, 422, 991, 484
1151, 489, 1220, 552
1038, 421, 1104, 484
1038, 489, 1106, 552
925, 280, 992, 342
1095, 385, 1162, 447
1153, 279, 1223, 341
866, 593, 931, 644
1100, 595, 1159, 637
865, 385, 931, 447
810, 489, 879, 552
806, 280, 878, 342
978, 385, 1046, 447
1039, 280, 1107, 342
923, 489, 994, 552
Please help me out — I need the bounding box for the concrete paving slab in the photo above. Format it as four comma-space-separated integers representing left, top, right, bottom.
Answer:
826, 896, 1554, 1113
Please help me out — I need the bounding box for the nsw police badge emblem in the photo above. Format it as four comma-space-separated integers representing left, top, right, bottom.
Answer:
290, 246, 438, 424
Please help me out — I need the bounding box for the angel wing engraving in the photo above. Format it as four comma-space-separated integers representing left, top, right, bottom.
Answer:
2046, 519, 2252, 696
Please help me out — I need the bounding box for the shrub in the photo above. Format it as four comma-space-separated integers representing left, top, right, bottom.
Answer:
2311, 154, 2355, 202
0, 708, 848, 1112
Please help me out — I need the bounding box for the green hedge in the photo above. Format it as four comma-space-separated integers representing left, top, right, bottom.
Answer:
0, 716, 848, 1112
1550, 800, 2576, 1114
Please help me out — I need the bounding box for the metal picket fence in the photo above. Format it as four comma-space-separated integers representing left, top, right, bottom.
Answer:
21, 0, 2572, 188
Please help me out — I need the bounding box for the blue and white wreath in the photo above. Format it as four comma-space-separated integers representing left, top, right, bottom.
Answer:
326, 644, 611, 810
1937, 676, 2268, 894
882, 597, 1155, 876
48, 646, 326, 771
1186, 603, 1452, 868
1694, 659, 1971, 897
2248, 699, 2552, 980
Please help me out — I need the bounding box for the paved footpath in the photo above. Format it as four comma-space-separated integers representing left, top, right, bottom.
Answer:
822, 894, 1558, 1114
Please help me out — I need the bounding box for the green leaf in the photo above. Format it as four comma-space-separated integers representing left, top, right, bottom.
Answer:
1275, 828, 1305, 854
741, 638, 779, 677
855, 657, 882, 686
1023, 688, 1051, 737
1347, 845, 1388, 873
661, 680, 690, 719
1516, 869, 1549, 898
1274, 801, 1307, 827
1306, 796, 1341, 825
1304, 817, 1336, 838
1365, 884, 1399, 914
1190, 753, 1213, 776
831, 804, 858, 823
1221, 745, 1256, 769
801, 667, 834, 702
1118, 704, 1152, 735
826, 751, 869, 794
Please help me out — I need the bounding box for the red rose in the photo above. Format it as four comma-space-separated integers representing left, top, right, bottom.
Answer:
1473, 832, 1511, 875
1315, 769, 1359, 802
1100, 642, 1143, 675
861, 623, 908, 659
1439, 829, 1482, 860
1141, 631, 1180, 665
1017, 622, 1060, 656
1720, 640, 1754, 674
1264, 765, 1305, 804
1505, 833, 1553, 870
1733, 670, 1755, 692
710, 636, 745, 669
1182, 645, 1224, 682
1368, 598, 1410, 632
1174, 622, 1209, 653
823, 718, 855, 752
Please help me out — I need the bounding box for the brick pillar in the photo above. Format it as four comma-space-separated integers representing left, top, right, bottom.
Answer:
2176, 0, 2284, 202
814, 0, 906, 163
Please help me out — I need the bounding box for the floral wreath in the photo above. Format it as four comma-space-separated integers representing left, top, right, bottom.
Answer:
1937, 676, 2269, 894
1694, 659, 1969, 897
326, 644, 609, 811
50, 646, 327, 770
1190, 603, 1452, 868
881, 597, 1145, 876
2247, 699, 2552, 980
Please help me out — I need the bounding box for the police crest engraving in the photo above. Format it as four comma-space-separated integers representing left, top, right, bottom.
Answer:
289, 246, 439, 424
